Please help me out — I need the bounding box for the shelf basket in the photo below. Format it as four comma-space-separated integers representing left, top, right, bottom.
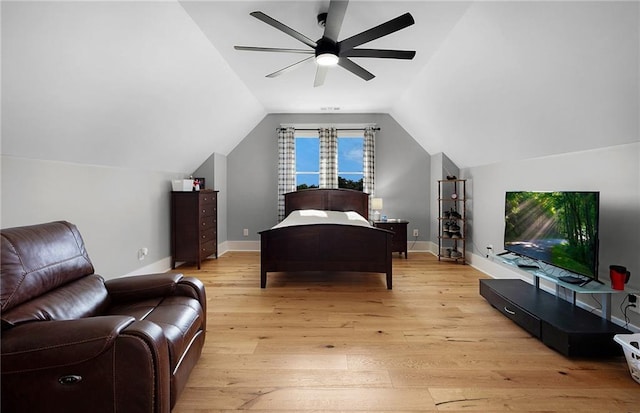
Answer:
614, 333, 640, 384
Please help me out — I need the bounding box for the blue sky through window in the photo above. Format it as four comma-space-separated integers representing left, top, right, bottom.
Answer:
339, 137, 363, 173
295, 137, 319, 187
295, 134, 364, 189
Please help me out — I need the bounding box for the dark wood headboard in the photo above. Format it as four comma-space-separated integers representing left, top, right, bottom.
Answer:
284, 189, 369, 220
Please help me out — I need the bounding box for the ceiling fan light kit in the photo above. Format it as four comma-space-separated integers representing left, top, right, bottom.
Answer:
316, 53, 339, 66
234, 0, 416, 87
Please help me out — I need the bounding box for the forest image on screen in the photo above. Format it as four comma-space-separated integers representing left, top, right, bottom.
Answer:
504, 191, 599, 278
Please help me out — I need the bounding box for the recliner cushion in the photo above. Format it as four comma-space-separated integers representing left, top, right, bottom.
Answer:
1, 275, 109, 327
107, 296, 203, 372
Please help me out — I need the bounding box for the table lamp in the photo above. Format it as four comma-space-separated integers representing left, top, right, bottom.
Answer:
371, 198, 383, 221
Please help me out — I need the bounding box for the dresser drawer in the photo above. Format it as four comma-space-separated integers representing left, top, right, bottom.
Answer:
199, 217, 215, 229
200, 193, 216, 205
200, 229, 216, 243
200, 240, 217, 257
199, 204, 216, 218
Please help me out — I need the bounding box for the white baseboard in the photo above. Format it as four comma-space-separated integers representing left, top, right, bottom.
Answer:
408, 240, 433, 252
124, 257, 173, 277
223, 240, 260, 251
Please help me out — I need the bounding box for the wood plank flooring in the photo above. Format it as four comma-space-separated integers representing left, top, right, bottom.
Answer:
173, 252, 639, 412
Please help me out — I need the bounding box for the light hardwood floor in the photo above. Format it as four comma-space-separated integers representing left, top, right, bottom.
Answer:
173, 251, 639, 412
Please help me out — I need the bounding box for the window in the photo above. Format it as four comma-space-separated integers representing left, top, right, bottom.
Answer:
279, 125, 375, 221
337, 135, 364, 191
295, 132, 364, 191
295, 134, 319, 190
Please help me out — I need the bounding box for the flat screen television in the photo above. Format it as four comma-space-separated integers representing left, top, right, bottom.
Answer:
503, 191, 600, 281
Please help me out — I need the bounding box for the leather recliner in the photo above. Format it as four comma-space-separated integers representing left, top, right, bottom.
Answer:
1, 221, 206, 413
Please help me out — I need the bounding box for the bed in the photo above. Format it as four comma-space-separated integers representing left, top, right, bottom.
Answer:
259, 188, 393, 289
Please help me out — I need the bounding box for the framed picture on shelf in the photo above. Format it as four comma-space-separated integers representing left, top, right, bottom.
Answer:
194, 178, 205, 190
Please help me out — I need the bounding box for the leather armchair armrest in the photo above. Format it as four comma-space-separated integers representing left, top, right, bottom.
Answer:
1, 317, 171, 413
105, 272, 183, 303
176, 276, 206, 305
1, 316, 135, 373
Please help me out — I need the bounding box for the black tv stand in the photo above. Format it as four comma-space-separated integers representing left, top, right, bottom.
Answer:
480, 279, 630, 357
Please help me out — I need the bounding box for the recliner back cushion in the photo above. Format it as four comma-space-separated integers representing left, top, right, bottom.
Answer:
1, 274, 110, 326
1, 221, 95, 313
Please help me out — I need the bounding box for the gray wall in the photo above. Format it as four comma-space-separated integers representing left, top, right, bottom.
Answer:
463, 143, 640, 327
214, 153, 228, 248
227, 113, 431, 242
192, 152, 228, 246
429, 153, 461, 247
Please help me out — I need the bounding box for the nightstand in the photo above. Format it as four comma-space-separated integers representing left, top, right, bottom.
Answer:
373, 220, 409, 258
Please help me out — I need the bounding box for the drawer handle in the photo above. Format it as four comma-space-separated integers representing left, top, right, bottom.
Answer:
504, 306, 516, 315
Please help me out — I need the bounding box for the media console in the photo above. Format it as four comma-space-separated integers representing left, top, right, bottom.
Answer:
479, 255, 635, 357
480, 279, 629, 357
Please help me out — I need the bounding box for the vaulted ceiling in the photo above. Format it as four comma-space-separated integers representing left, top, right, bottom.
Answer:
2, 1, 638, 172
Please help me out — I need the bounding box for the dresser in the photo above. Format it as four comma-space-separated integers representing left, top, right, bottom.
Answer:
373, 220, 408, 258
171, 190, 218, 269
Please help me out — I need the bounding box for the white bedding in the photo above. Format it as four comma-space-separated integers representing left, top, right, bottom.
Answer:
273, 209, 371, 229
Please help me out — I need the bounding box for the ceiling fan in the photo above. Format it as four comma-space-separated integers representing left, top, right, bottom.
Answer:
234, 0, 416, 87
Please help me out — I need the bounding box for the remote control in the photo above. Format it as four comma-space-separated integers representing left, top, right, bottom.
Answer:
517, 264, 539, 269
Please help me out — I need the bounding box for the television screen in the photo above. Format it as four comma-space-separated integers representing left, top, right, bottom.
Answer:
504, 191, 600, 279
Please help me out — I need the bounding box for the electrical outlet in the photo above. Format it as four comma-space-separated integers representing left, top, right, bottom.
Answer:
243, 228, 249, 237
630, 294, 640, 314
412, 229, 419, 237
485, 245, 493, 258
137, 247, 148, 261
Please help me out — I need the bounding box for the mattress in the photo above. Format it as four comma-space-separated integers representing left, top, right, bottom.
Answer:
272, 209, 371, 229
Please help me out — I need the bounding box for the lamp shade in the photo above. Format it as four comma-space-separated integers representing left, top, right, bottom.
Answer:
371, 198, 383, 210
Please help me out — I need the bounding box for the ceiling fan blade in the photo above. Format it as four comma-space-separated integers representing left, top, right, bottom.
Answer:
314, 65, 329, 87
250, 11, 317, 49
338, 57, 375, 81
338, 12, 415, 53
323, 0, 349, 42
341, 48, 416, 59
265, 56, 314, 78
235, 46, 314, 54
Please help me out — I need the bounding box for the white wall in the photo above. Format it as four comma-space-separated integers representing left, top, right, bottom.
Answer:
1, 1, 265, 173
1, 156, 182, 278
392, 1, 639, 169
464, 143, 640, 328
1, 2, 264, 277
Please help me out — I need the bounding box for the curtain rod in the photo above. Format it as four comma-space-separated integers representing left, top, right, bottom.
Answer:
277, 127, 380, 132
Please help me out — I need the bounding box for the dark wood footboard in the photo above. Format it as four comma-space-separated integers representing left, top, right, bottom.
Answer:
259, 224, 393, 289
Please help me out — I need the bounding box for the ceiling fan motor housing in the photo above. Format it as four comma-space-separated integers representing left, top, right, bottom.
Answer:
315, 37, 339, 58
317, 12, 328, 28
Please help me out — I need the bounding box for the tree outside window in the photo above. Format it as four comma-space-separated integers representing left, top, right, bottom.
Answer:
337, 136, 363, 191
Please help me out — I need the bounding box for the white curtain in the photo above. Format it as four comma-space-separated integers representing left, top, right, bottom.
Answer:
277, 127, 296, 221
318, 127, 338, 188
363, 126, 376, 216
